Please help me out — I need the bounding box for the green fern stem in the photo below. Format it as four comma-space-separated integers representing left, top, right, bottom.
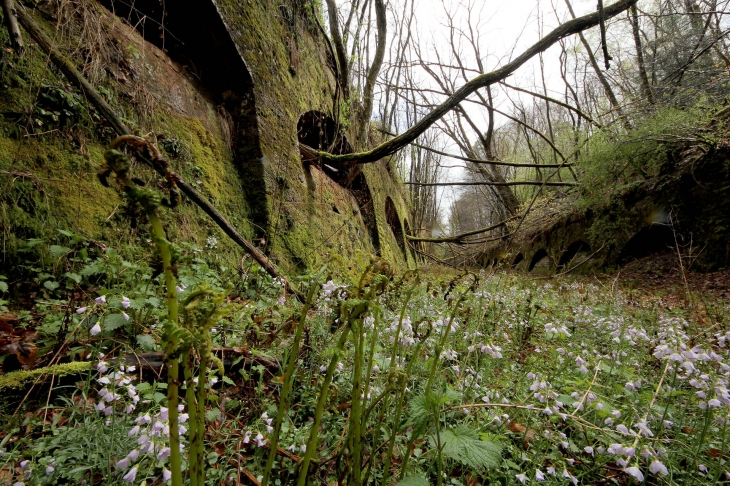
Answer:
194, 349, 209, 486
348, 315, 365, 486
262, 282, 319, 486
183, 351, 200, 486
147, 212, 183, 486
296, 324, 352, 486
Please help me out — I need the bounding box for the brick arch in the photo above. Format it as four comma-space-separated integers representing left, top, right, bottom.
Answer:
512, 253, 524, 268
528, 249, 549, 272
297, 111, 355, 183
618, 224, 674, 263
557, 241, 591, 270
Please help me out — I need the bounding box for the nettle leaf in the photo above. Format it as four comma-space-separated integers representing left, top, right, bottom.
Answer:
429, 425, 503, 469
136, 334, 157, 352
64, 272, 82, 283
104, 314, 129, 331
80, 263, 102, 277
397, 477, 430, 486
409, 393, 430, 428
49, 245, 72, 258
222, 376, 235, 385
205, 409, 220, 421
0, 281, 8, 293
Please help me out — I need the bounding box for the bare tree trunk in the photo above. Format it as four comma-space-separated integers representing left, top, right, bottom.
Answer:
359, 0, 387, 144
324, 0, 350, 99
629, 5, 654, 103
564, 0, 630, 129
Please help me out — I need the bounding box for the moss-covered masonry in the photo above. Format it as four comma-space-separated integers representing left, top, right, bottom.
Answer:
475, 141, 730, 274
0, 0, 414, 279
214, 0, 415, 276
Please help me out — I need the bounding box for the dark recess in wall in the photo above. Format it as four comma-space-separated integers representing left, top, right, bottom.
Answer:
512, 253, 524, 268
97, 0, 269, 236
528, 249, 549, 272
618, 224, 675, 263
349, 172, 380, 254
297, 111, 354, 183
557, 241, 591, 270
403, 218, 415, 259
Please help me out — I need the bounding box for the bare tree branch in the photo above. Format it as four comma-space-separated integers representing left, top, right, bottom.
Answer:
407, 217, 517, 243
499, 81, 602, 127
408, 143, 575, 168
359, 0, 387, 141
311, 0, 637, 165
404, 181, 578, 187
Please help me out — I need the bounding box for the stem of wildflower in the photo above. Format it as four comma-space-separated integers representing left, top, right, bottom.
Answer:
695, 405, 712, 457
296, 324, 352, 486
426, 276, 477, 390
434, 411, 444, 486
262, 282, 319, 486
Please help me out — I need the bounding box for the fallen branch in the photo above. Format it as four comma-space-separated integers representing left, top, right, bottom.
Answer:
14, 6, 304, 301
310, 0, 637, 165
407, 217, 517, 244
2, 0, 24, 55
409, 143, 575, 169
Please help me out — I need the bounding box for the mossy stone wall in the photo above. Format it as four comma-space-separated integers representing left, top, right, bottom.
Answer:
0, 0, 414, 280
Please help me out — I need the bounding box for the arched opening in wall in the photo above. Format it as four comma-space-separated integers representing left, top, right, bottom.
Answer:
557, 241, 591, 271
512, 253, 524, 268
350, 172, 380, 254
385, 197, 407, 259
619, 224, 675, 263
96, 0, 268, 236
297, 111, 354, 184
528, 249, 550, 272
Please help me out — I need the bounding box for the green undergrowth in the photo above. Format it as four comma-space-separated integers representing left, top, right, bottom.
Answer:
577, 102, 724, 210
1, 232, 728, 484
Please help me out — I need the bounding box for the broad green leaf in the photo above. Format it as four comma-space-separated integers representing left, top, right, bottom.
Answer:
43, 280, 60, 291
397, 477, 430, 486
80, 263, 102, 276
64, 272, 82, 283
429, 425, 502, 469
104, 314, 128, 331
49, 245, 71, 258
0, 282, 7, 293
205, 409, 220, 421
145, 296, 161, 308
136, 334, 157, 352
